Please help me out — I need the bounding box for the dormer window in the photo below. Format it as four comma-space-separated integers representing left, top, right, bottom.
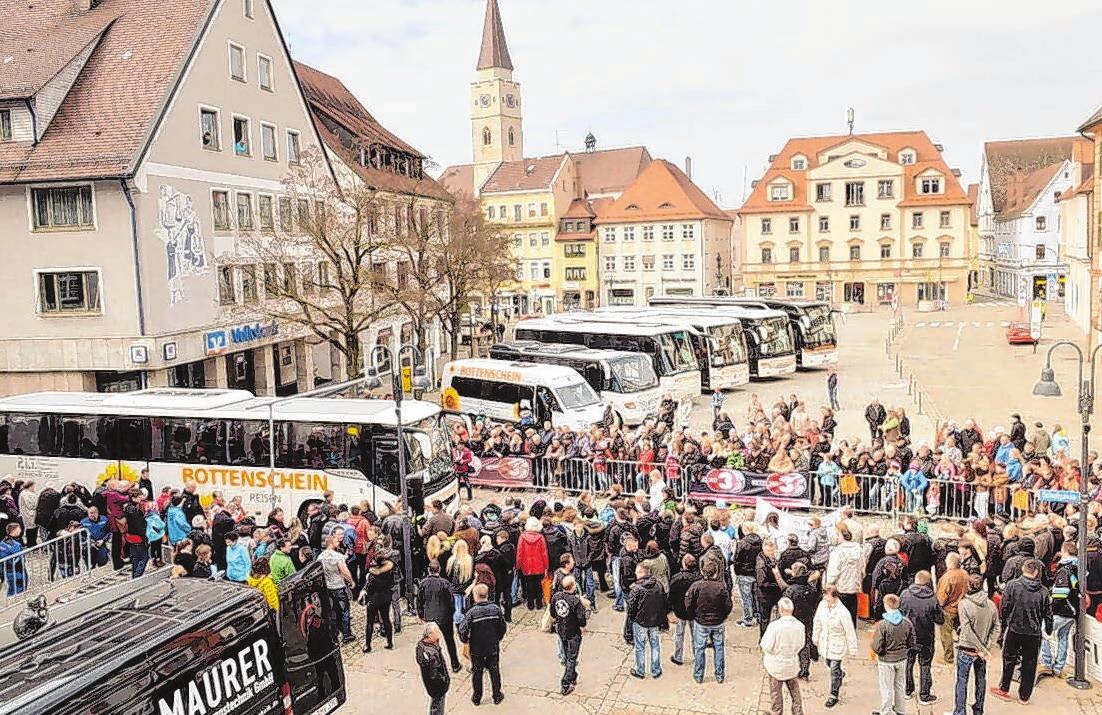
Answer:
626, 204, 641, 211
791, 155, 806, 170
899, 151, 916, 165
658, 202, 675, 209
0, 109, 11, 141
920, 177, 941, 195
769, 184, 791, 201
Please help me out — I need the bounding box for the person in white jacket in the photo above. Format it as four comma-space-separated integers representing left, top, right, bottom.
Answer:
17, 481, 37, 546
812, 585, 859, 708
824, 525, 865, 627
760, 598, 805, 715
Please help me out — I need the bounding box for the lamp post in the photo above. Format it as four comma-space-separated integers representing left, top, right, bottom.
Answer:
1032, 340, 1098, 691
363, 344, 430, 607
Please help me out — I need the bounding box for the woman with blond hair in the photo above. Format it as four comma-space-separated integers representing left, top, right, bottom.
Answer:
446, 539, 474, 624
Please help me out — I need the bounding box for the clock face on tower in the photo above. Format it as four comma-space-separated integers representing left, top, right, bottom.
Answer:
479, 94, 490, 107
505, 94, 515, 108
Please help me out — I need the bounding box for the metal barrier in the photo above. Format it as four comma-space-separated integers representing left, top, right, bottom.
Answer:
808, 473, 899, 518
484, 455, 687, 500
0, 528, 93, 607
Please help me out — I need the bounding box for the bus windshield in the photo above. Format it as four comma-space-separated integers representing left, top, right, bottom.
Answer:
801, 305, 837, 349
556, 381, 601, 409
708, 324, 748, 367
656, 331, 696, 374
607, 355, 658, 393
756, 316, 795, 356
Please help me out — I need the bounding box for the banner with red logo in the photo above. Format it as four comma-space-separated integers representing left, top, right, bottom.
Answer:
467, 456, 536, 488
688, 468, 811, 509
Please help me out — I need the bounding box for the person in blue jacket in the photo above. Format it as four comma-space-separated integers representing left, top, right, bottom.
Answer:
224, 531, 251, 582
166, 496, 191, 546
80, 505, 110, 568
146, 507, 167, 566
901, 461, 929, 514
0, 523, 26, 596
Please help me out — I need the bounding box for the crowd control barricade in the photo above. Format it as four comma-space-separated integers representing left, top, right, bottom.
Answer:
469, 455, 685, 500
0, 527, 93, 609
806, 473, 899, 518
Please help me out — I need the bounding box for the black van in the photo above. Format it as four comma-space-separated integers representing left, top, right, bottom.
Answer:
0, 563, 346, 715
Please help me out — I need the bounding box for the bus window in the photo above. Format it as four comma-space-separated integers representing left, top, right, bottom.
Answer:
4, 413, 49, 456
370, 436, 401, 493
290, 423, 350, 469
57, 415, 112, 458
151, 418, 224, 463
226, 419, 269, 466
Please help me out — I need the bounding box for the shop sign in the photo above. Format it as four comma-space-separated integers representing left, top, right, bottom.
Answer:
204, 321, 280, 356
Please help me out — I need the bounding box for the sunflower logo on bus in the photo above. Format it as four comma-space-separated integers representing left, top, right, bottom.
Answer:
96, 462, 140, 486
442, 386, 461, 411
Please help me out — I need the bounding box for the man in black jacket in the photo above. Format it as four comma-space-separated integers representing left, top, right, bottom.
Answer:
685, 560, 733, 684
627, 562, 668, 679
1000, 537, 1035, 585
457, 583, 508, 706
490, 529, 515, 623
417, 562, 461, 672
756, 540, 787, 638
781, 563, 819, 680
732, 525, 763, 627
415, 622, 450, 715
668, 554, 701, 666
899, 570, 943, 704
992, 560, 1053, 704
865, 399, 887, 441
1009, 413, 1027, 451
549, 574, 588, 696
619, 535, 642, 643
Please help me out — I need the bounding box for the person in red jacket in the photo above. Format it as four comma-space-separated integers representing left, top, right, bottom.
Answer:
515, 517, 549, 610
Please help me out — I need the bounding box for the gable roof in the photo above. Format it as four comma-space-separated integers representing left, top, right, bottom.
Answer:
596, 159, 730, 223
0, 0, 215, 183
480, 154, 567, 194
294, 61, 451, 202
562, 198, 595, 219
438, 163, 477, 198
1000, 162, 1065, 218
572, 146, 652, 197
739, 130, 969, 215
476, 0, 513, 71
983, 136, 1093, 216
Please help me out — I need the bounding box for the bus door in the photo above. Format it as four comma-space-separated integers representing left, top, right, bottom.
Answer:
278, 561, 347, 714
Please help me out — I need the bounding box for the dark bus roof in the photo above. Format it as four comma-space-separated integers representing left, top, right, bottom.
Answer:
0, 577, 266, 714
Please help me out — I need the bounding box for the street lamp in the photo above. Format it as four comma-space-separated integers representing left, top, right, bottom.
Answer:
1032, 340, 1097, 691
363, 344, 430, 607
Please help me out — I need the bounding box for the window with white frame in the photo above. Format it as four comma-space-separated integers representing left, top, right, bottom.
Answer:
260, 123, 277, 161
788, 217, 799, 233
212, 191, 231, 230
761, 218, 772, 235
939, 242, 951, 258
624, 255, 636, 271
769, 184, 791, 201
278, 197, 292, 232
642, 255, 655, 271
849, 214, 860, 231
757, 282, 776, 297
240, 265, 257, 303
229, 42, 246, 82
849, 245, 861, 261
819, 216, 829, 232
527, 203, 536, 218
642, 225, 654, 241
541, 231, 549, 246
844, 181, 865, 207
788, 246, 799, 263
815, 183, 832, 202
540, 202, 548, 216
1036, 216, 1047, 231
200, 108, 220, 151
939, 211, 950, 228
604, 256, 616, 272
31, 185, 94, 230
880, 213, 892, 230
912, 242, 924, 258
258, 54, 273, 91
761, 247, 773, 264
603, 227, 616, 242
512, 204, 521, 221
244, 0, 254, 18
912, 212, 923, 229
791, 156, 806, 170
564, 267, 586, 281
899, 151, 915, 165
542, 261, 551, 279
232, 116, 250, 156
236, 192, 254, 230
0, 109, 11, 141
661, 254, 674, 270
286, 130, 301, 165
662, 224, 675, 240
623, 226, 635, 241
529, 262, 539, 280
683, 254, 695, 270
37, 270, 101, 314
877, 180, 894, 199
258, 194, 274, 231
528, 232, 537, 247
487, 206, 495, 220
218, 266, 237, 305
920, 177, 941, 194
682, 224, 695, 240
1035, 244, 1046, 260
513, 233, 521, 248
563, 243, 585, 257
818, 245, 830, 262
880, 244, 891, 259
786, 281, 804, 298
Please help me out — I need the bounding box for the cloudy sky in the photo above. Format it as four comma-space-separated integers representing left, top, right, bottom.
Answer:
274, 0, 1101, 208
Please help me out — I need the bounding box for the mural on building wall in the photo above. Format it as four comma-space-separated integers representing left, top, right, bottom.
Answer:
157, 184, 209, 304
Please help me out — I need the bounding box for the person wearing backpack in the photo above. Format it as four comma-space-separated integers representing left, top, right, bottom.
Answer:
1039, 541, 1079, 680
870, 538, 905, 620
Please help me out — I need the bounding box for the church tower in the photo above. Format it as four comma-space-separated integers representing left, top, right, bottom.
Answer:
470, 0, 522, 190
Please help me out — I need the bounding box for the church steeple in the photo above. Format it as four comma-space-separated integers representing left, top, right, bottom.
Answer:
476, 0, 513, 71
470, 0, 522, 190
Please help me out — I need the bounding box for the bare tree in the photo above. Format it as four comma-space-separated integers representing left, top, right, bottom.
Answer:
237, 148, 389, 379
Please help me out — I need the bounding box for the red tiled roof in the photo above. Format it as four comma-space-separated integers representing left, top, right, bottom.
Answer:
596, 159, 731, 223
0, 8, 118, 100
438, 163, 477, 198
0, 0, 215, 183
967, 183, 979, 226
983, 136, 1093, 215
481, 154, 567, 194
294, 61, 450, 202
1000, 162, 1064, 218
739, 130, 968, 215
562, 198, 595, 219
572, 146, 652, 196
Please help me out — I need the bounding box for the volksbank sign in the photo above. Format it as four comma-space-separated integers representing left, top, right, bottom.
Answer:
204, 321, 280, 355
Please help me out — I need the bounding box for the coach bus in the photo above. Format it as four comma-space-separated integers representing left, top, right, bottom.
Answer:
440, 358, 606, 430
592, 308, 751, 391
651, 296, 838, 369
488, 341, 662, 425
0, 388, 459, 520
514, 317, 702, 404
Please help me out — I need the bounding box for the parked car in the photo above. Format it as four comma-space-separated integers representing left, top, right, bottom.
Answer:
1006, 321, 1037, 345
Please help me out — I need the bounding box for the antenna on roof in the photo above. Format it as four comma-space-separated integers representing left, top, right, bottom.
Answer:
846, 107, 855, 135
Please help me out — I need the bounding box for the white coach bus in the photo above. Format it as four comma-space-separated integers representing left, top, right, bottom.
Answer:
440, 359, 606, 430
0, 388, 459, 520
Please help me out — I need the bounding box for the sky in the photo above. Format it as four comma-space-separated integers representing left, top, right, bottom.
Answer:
274, 0, 1102, 208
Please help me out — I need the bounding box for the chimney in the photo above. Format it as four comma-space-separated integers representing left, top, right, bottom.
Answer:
684, 156, 693, 180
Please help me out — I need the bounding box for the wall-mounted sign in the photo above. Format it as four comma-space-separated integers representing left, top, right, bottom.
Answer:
162, 342, 178, 361
129, 345, 149, 364
204, 321, 280, 356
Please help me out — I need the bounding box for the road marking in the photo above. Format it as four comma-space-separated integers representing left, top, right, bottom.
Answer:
929, 321, 940, 327
953, 323, 963, 351
985, 322, 994, 327
944, 321, 954, 327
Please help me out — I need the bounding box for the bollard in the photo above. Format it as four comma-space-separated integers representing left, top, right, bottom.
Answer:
908, 374, 913, 395
918, 391, 923, 415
